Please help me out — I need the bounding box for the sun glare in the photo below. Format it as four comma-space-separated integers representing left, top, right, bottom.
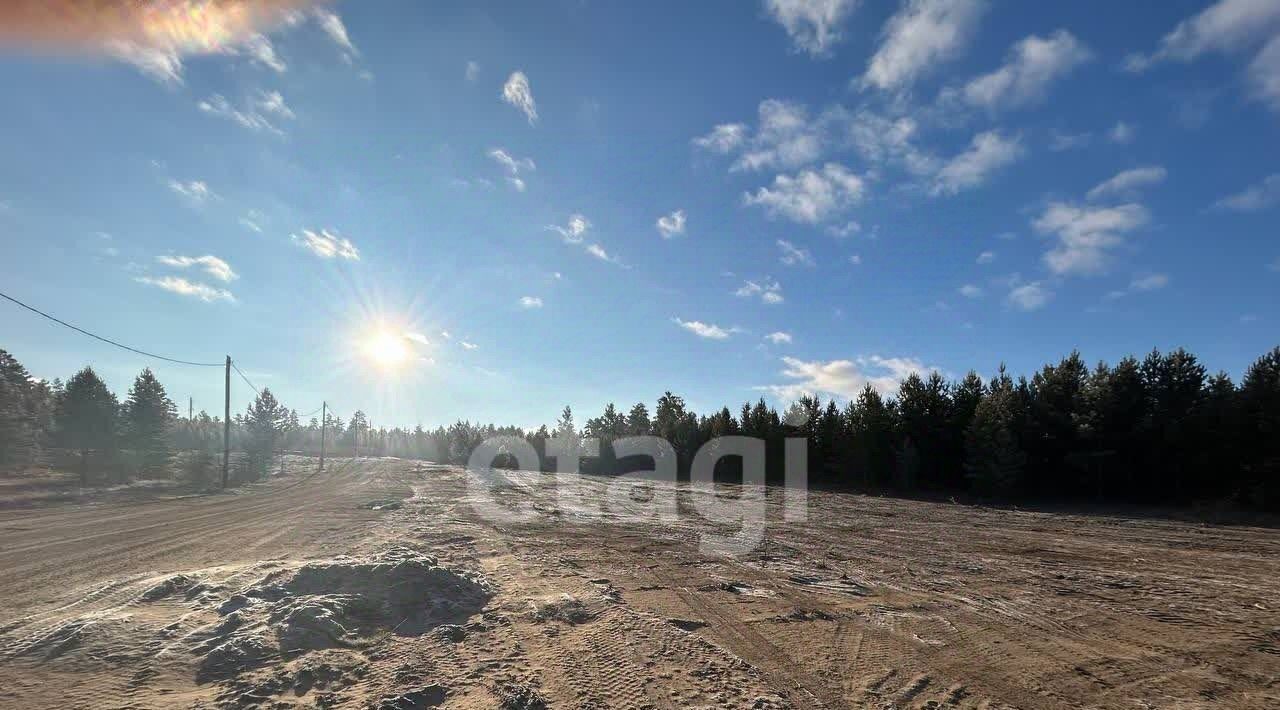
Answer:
362, 330, 412, 370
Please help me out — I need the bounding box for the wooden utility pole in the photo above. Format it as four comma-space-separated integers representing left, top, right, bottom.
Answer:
189, 397, 193, 421
222, 356, 231, 489
319, 402, 327, 471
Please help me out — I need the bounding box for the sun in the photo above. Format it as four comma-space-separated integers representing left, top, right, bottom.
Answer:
362, 330, 412, 370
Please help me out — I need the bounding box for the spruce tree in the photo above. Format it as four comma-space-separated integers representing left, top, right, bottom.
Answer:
122, 368, 176, 479
56, 367, 118, 485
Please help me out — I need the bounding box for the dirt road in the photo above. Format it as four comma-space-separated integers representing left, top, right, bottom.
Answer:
0, 459, 1276, 708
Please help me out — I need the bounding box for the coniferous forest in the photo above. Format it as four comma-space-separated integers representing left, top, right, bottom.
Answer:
1, 345, 1277, 510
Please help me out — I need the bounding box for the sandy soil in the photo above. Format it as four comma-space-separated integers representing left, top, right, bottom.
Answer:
0, 458, 1276, 709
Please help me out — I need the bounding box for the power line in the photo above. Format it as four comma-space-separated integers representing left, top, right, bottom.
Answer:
0, 290, 224, 368
231, 361, 261, 397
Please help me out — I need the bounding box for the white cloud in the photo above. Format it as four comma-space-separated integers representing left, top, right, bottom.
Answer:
488, 148, 535, 175
1049, 129, 1093, 152
656, 209, 687, 238
692, 123, 749, 153
766, 331, 794, 345
827, 220, 861, 237
292, 229, 360, 260
198, 90, 294, 134
958, 30, 1092, 110
1006, 281, 1050, 311
584, 243, 623, 265
976, 250, 996, 264
405, 332, 431, 346
673, 318, 735, 340
1033, 202, 1149, 276
764, 354, 928, 400
156, 255, 237, 282
1248, 34, 1280, 110
136, 276, 234, 303
843, 109, 939, 176
731, 100, 826, 172
862, 0, 988, 92
315, 9, 358, 62
461, 341, 478, 351
744, 163, 865, 223
488, 148, 535, 191
1108, 121, 1137, 144
168, 179, 215, 205
519, 296, 544, 309
1124, 0, 1280, 71
465, 60, 480, 81
242, 34, 286, 73
1131, 273, 1170, 291
105, 41, 184, 84
931, 130, 1024, 196
848, 254, 862, 265
240, 212, 264, 233
764, 0, 861, 57
958, 283, 982, 298
502, 71, 538, 124
548, 214, 591, 244
735, 279, 785, 304
777, 239, 816, 267
1086, 166, 1167, 201
1214, 174, 1280, 211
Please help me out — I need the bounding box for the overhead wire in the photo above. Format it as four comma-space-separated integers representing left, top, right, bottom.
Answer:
0, 290, 225, 367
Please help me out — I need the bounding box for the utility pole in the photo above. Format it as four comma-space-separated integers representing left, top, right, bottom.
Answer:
319, 402, 327, 471
189, 397, 193, 421
222, 356, 231, 489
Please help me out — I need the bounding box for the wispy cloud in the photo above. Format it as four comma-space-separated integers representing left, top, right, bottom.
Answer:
734, 279, 785, 304
198, 90, 294, 134
763, 354, 929, 400
461, 341, 478, 351
465, 60, 480, 81
1034, 202, 1149, 276
0, 1, 331, 84
292, 229, 360, 260
168, 179, 216, 205
548, 214, 591, 244
958, 283, 983, 298
519, 296, 544, 309
314, 8, 358, 63
502, 71, 538, 124
488, 148, 535, 191
1087, 166, 1168, 201
955, 30, 1092, 111
1123, 0, 1280, 72
673, 318, 736, 340
1006, 281, 1050, 311
766, 331, 794, 345
744, 163, 865, 223
1108, 121, 1137, 144
692, 123, 749, 153
764, 0, 861, 57
156, 254, 237, 282
976, 250, 996, 264
931, 130, 1024, 196
656, 209, 687, 239
1213, 173, 1280, 211
136, 275, 235, 303
776, 239, 816, 267
862, 0, 988, 92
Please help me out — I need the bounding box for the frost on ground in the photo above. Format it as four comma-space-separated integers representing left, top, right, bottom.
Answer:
1, 459, 1276, 709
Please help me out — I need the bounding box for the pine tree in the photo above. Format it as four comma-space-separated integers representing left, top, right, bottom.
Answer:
244, 388, 286, 479
966, 365, 1026, 495
0, 350, 39, 471
56, 367, 118, 485
122, 368, 176, 479
1239, 347, 1280, 509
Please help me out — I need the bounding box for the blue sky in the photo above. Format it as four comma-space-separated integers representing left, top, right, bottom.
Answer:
0, 0, 1277, 429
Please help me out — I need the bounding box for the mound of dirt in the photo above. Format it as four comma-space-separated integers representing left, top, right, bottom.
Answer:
188, 548, 491, 685
528, 594, 594, 625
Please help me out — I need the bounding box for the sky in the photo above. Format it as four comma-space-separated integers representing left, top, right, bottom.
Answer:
0, 0, 1278, 430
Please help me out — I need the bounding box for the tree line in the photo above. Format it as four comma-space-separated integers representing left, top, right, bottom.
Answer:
0, 345, 1277, 510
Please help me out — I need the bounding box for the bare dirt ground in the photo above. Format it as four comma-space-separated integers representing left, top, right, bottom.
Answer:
0, 458, 1277, 709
